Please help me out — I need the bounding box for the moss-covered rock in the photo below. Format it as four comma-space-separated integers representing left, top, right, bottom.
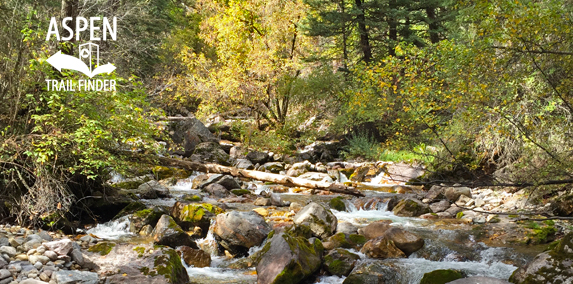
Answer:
510, 232, 573, 283
88, 242, 116, 256
329, 196, 347, 211
171, 201, 223, 235
392, 198, 432, 217
323, 232, 367, 250
129, 206, 166, 234
293, 202, 338, 239
152, 166, 192, 180
181, 194, 202, 202
256, 231, 323, 284
324, 248, 360, 276
420, 269, 464, 284
231, 189, 251, 196
343, 261, 398, 284
360, 236, 406, 259
214, 211, 272, 257
152, 214, 196, 249
114, 201, 148, 219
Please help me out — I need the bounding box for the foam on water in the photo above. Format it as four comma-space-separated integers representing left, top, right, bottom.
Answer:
315, 275, 345, 284
86, 216, 133, 240
333, 203, 426, 227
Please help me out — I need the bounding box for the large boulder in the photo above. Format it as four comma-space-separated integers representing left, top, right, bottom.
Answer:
323, 248, 361, 276
357, 220, 393, 239
151, 215, 196, 248
256, 232, 323, 284
510, 232, 573, 284
383, 227, 424, 256
177, 246, 211, 268
392, 198, 432, 217
322, 233, 367, 250
430, 200, 451, 213
360, 236, 406, 259
420, 269, 463, 284
86, 243, 189, 284
213, 211, 271, 256
129, 206, 166, 234
286, 161, 311, 177
171, 202, 223, 234
138, 180, 170, 199
191, 142, 232, 166
235, 159, 254, 170
343, 261, 399, 284
444, 187, 472, 202
293, 202, 337, 239
203, 183, 229, 198
170, 116, 218, 157
424, 185, 446, 202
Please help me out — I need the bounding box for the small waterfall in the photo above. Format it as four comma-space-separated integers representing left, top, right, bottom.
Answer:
196, 220, 218, 256
86, 216, 133, 240
368, 170, 387, 185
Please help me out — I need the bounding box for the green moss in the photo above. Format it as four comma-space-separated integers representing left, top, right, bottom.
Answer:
178, 203, 223, 223
153, 247, 187, 282
182, 194, 202, 202
113, 176, 150, 189
508, 214, 519, 218
348, 234, 366, 245
133, 246, 146, 258
456, 212, 464, 219
231, 189, 251, 196
420, 269, 464, 284
88, 242, 116, 256
114, 202, 147, 219
329, 196, 346, 211
528, 225, 557, 244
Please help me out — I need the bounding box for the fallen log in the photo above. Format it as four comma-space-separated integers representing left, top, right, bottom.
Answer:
157, 156, 364, 197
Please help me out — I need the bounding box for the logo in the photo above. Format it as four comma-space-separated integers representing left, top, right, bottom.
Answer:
44, 16, 118, 92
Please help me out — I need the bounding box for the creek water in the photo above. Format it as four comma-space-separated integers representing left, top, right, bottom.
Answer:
89, 172, 544, 284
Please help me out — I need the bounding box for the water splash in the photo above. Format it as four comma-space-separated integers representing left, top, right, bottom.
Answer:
86, 216, 133, 240
196, 220, 218, 256
315, 275, 345, 284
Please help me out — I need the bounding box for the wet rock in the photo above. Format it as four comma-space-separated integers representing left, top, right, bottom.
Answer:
354, 196, 398, 211
171, 202, 223, 234
392, 198, 432, 217
322, 233, 367, 250
420, 269, 463, 284
177, 246, 211, 268
235, 159, 254, 170
256, 232, 323, 284
170, 116, 218, 157
357, 220, 393, 239
329, 196, 346, 211
445, 186, 472, 202
259, 162, 284, 173
361, 236, 406, 259
138, 180, 170, 199
213, 211, 271, 256
323, 248, 360, 276
215, 175, 241, 190
449, 277, 511, 284
430, 200, 451, 213
129, 206, 166, 233
336, 222, 358, 235
383, 227, 424, 256
246, 151, 269, 164
343, 261, 399, 284
42, 239, 73, 256
254, 198, 271, 206
86, 243, 189, 284
349, 166, 370, 182
203, 183, 229, 198
192, 142, 232, 166
151, 215, 196, 249
510, 232, 573, 284
293, 202, 337, 239
53, 270, 99, 284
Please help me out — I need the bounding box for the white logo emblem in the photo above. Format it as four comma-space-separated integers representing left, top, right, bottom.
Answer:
46, 42, 116, 78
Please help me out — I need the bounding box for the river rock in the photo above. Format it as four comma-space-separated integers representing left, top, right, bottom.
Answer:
42, 239, 73, 256
424, 185, 446, 202
298, 172, 334, 183
430, 200, 451, 213
420, 269, 463, 284
445, 186, 472, 202
259, 162, 284, 173
138, 180, 170, 199
0, 246, 16, 257
270, 193, 288, 206
246, 151, 269, 164
357, 220, 393, 239
192, 142, 232, 166
203, 183, 229, 198
354, 197, 398, 211
383, 227, 424, 256
360, 236, 406, 259
254, 197, 271, 206
170, 116, 218, 157
337, 222, 358, 235
129, 206, 166, 233
324, 248, 360, 276
448, 277, 511, 284
322, 233, 367, 250
343, 261, 399, 284
86, 243, 189, 284
151, 215, 196, 248
53, 270, 99, 284
20, 280, 49, 284
392, 198, 432, 217
177, 246, 211, 268
286, 161, 311, 177
235, 159, 254, 170
293, 202, 337, 239
229, 146, 246, 159
171, 202, 223, 234
256, 232, 323, 284
213, 211, 271, 256
510, 232, 573, 284
215, 175, 241, 190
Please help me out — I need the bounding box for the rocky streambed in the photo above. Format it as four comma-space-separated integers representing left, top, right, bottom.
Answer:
2, 160, 572, 284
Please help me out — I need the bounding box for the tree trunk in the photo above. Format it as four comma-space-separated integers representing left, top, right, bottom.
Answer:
355, 0, 372, 63
157, 157, 364, 197
426, 6, 440, 44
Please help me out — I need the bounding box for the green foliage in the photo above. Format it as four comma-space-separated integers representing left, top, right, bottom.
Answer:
342, 133, 381, 160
